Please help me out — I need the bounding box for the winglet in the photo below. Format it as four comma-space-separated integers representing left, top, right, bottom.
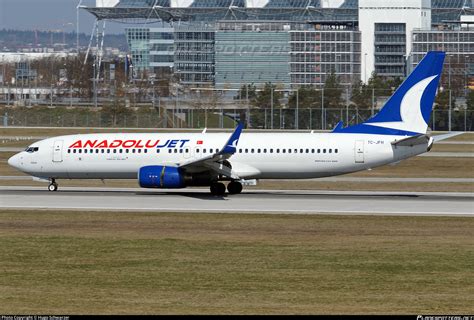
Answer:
332, 121, 344, 132
220, 122, 244, 154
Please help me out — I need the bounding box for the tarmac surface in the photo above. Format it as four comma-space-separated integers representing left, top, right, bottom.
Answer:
0, 186, 472, 217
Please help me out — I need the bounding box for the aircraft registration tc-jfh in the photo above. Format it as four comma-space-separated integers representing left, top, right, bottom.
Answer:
8, 51, 460, 195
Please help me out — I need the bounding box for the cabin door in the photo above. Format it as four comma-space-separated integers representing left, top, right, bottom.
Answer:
355, 140, 365, 163
53, 140, 63, 163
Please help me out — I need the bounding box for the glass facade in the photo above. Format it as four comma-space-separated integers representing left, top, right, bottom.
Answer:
126, 28, 151, 72
174, 25, 215, 85
374, 23, 406, 77
289, 24, 361, 87
412, 28, 474, 89
126, 26, 174, 75
215, 22, 291, 89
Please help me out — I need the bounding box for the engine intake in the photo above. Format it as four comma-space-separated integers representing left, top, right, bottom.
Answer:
139, 166, 185, 189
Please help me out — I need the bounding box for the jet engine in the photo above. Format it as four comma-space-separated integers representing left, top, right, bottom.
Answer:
138, 165, 214, 188
138, 166, 185, 188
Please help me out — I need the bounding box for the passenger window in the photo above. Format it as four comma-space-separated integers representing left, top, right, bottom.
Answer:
96, 149, 99, 154
305, 149, 309, 153
156, 149, 160, 153
119, 149, 123, 153
335, 149, 338, 154
113, 149, 117, 154
174, 149, 178, 153
168, 149, 172, 153
203, 149, 207, 153
323, 149, 327, 153
101, 149, 104, 154
258, 149, 261, 153
185, 148, 189, 153
251, 149, 254, 153
138, 149, 141, 154
196, 149, 200, 153
270, 149, 273, 153
79, 149, 82, 154
179, 149, 183, 154
107, 149, 110, 154
125, 149, 129, 154
300, 149, 303, 153
245, 149, 248, 153
318, 149, 321, 154
311, 149, 315, 153
73, 149, 77, 154
329, 149, 332, 154
276, 149, 280, 153
239, 149, 242, 153
34, 147, 39, 152
144, 149, 148, 154
288, 149, 292, 154
68, 150, 71, 154
282, 149, 286, 154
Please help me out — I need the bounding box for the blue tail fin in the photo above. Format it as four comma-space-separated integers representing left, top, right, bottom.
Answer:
335, 51, 446, 136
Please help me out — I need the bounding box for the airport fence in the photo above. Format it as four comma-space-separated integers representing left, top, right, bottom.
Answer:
1, 107, 473, 131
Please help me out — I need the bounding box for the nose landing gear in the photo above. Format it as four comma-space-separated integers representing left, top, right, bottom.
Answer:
48, 179, 58, 192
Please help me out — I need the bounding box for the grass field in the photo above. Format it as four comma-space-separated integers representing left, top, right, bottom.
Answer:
0, 210, 473, 315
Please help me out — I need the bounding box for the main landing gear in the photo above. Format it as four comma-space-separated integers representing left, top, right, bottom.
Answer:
48, 179, 58, 192
227, 181, 243, 195
209, 181, 243, 196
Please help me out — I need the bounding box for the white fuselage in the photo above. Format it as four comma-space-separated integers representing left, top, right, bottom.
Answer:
9, 132, 429, 181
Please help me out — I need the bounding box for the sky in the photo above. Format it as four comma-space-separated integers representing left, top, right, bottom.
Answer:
0, 0, 125, 34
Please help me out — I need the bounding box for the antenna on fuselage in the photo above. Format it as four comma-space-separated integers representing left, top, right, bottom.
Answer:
202, 128, 207, 134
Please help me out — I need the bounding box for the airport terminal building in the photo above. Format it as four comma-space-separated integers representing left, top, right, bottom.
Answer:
85, 0, 474, 89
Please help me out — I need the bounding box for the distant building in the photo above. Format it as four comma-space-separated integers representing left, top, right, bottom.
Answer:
84, 0, 474, 88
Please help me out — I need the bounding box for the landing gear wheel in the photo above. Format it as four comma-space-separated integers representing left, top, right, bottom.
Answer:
227, 181, 243, 195
48, 183, 58, 192
210, 182, 226, 196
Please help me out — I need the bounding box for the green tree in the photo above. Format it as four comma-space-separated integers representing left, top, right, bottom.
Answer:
350, 80, 370, 108
323, 70, 343, 109
235, 83, 257, 101
251, 82, 283, 109
247, 82, 283, 128
288, 86, 321, 109
467, 89, 474, 110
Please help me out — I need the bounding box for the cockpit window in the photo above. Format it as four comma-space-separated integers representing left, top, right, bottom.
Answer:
25, 147, 39, 153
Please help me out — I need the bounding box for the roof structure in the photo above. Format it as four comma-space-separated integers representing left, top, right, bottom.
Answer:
83, 0, 473, 23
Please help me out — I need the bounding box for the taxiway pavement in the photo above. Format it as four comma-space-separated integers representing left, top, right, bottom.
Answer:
0, 186, 472, 217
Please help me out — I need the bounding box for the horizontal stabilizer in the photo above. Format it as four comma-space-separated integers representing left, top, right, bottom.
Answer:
432, 132, 464, 142
391, 134, 429, 147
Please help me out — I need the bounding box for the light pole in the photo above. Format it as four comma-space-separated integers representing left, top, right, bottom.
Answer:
448, 54, 453, 132
295, 88, 299, 130
364, 53, 368, 83
76, 0, 83, 52
270, 87, 274, 130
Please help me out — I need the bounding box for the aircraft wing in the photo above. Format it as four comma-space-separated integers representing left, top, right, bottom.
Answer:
178, 122, 244, 180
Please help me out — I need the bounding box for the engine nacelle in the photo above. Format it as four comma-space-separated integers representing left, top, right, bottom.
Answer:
138, 166, 185, 189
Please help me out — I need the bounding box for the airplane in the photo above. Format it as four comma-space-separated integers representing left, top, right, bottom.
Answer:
8, 51, 461, 195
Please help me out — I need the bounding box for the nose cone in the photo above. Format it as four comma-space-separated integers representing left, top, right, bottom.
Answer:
8, 154, 20, 170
